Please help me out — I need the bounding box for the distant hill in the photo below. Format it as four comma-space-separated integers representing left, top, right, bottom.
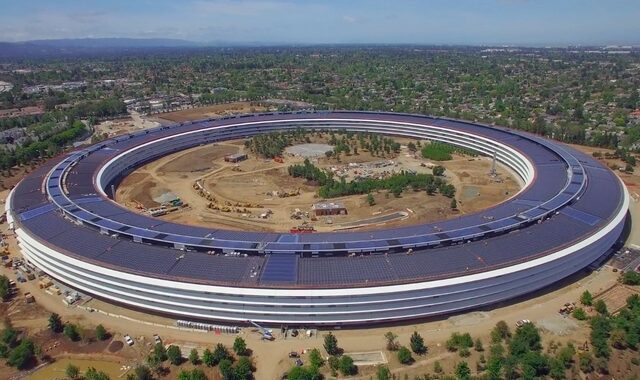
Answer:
0, 38, 203, 58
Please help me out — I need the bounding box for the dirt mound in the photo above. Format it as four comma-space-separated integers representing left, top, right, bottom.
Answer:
108, 340, 124, 353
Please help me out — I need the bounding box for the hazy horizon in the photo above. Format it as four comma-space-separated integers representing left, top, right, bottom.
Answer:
1, 0, 639, 46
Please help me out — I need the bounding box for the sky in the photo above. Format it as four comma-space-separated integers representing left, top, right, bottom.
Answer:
0, 0, 639, 45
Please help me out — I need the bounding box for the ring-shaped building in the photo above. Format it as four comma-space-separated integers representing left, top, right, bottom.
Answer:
6, 111, 628, 325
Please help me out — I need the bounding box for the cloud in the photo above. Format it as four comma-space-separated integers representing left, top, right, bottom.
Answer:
191, 0, 291, 15
342, 15, 356, 23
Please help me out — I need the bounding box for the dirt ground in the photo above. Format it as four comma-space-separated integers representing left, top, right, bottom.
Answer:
152, 102, 269, 124
594, 283, 640, 315
117, 137, 520, 233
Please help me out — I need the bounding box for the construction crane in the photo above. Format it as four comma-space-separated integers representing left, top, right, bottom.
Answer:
249, 320, 274, 340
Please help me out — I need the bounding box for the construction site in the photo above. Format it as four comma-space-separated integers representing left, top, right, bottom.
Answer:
116, 135, 520, 233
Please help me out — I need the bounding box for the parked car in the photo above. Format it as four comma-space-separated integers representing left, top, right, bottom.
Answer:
516, 319, 531, 327
124, 335, 134, 346
153, 334, 162, 345
295, 359, 303, 367
288, 351, 299, 358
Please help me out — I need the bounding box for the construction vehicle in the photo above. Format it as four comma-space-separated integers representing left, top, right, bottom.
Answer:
132, 200, 145, 210
278, 188, 300, 198
249, 320, 274, 340
290, 224, 316, 234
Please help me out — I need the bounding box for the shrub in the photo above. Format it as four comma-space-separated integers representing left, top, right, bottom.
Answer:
397, 346, 413, 364
288, 365, 320, 380
202, 348, 214, 367
410, 331, 427, 354
48, 313, 63, 333
233, 336, 247, 356
455, 361, 471, 380
63, 323, 80, 342
446, 332, 474, 352
95, 324, 107, 341
309, 348, 324, 368
65, 363, 80, 379
580, 291, 593, 306
7, 339, 35, 370
167, 345, 182, 365
338, 355, 357, 376
578, 352, 593, 373
491, 321, 511, 343
152, 343, 168, 362
622, 271, 640, 285
376, 364, 391, 380
189, 348, 200, 365
572, 308, 587, 320
474, 338, 484, 352
594, 299, 608, 315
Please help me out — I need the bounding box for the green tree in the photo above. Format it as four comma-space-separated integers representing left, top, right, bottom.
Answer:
1, 325, 19, 348
376, 364, 391, 380
218, 359, 233, 380
189, 348, 200, 365
549, 358, 565, 380
0, 275, 10, 300
323, 332, 339, 355
610, 328, 627, 349
167, 345, 182, 365
63, 323, 80, 342
202, 348, 214, 367
7, 339, 35, 370
233, 336, 247, 356
338, 355, 357, 376
153, 342, 168, 362
366, 193, 376, 206
455, 361, 471, 380
622, 271, 640, 285
474, 338, 484, 352
65, 363, 80, 379
95, 324, 107, 341
557, 343, 576, 368
0, 344, 9, 358
450, 198, 458, 209
410, 331, 427, 354
509, 323, 542, 356
48, 313, 63, 333
432, 165, 445, 176
397, 346, 413, 364
130, 365, 152, 380
234, 356, 253, 380
309, 348, 324, 368
578, 352, 593, 373
594, 299, 608, 315
288, 365, 321, 380
212, 343, 230, 365
384, 331, 399, 351
580, 290, 593, 306
491, 320, 511, 343
434, 360, 443, 374
486, 357, 502, 380
85, 367, 110, 380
